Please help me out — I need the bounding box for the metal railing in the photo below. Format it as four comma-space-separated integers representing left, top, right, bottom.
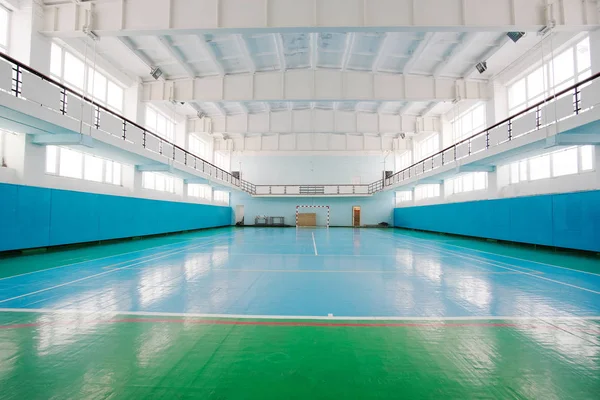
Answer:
252, 182, 383, 196
384, 71, 600, 187
0, 52, 255, 192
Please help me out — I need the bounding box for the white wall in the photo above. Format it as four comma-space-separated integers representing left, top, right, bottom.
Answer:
232, 153, 392, 185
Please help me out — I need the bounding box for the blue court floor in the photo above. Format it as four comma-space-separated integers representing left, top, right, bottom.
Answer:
0, 227, 599, 319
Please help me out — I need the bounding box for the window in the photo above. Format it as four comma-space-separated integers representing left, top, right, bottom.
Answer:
46, 145, 123, 185
451, 104, 486, 144
0, 129, 15, 167
142, 171, 181, 194
445, 172, 488, 197
146, 106, 175, 142
529, 154, 551, 181
396, 151, 412, 171
508, 37, 591, 115
188, 184, 212, 201
214, 152, 228, 171
50, 44, 124, 112
189, 135, 206, 158
395, 191, 413, 205
0, 5, 10, 53
504, 145, 594, 185
414, 184, 440, 201
415, 134, 439, 161
214, 190, 229, 205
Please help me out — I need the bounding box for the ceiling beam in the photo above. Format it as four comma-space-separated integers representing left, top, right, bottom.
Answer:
403, 33, 435, 74
157, 36, 196, 78
191, 110, 441, 135
117, 37, 164, 78
310, 33, 318, 70
274, 33, 287, 71
141, 71, 488, 103
433, 33, 478, 78
420, 102, 438, 117
42, 0, 593, 36
340, 33, 356, 71
372, 33, 391, 73
195, 35, 224, 76
235, 34, 256, 74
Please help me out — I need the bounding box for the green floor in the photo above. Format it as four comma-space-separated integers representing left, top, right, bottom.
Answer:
0, 313, 599, 399
0, 228, 599, 399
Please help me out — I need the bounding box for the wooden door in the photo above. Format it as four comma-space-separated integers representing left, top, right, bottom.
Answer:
352, 207, 361, 227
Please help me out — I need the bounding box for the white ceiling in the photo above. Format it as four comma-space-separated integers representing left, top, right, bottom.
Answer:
64, 31, 512, 119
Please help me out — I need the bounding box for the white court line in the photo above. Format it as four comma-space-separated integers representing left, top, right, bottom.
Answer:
0, 307, 599, 321
0, 230, 237, 282
383, 232, 600, 295
393, 230, 600, 277
182, 269, 539, 275
0, 236, 236, 305
312, 232, 318, 256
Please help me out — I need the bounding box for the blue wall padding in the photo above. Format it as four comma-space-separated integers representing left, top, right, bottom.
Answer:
0, 183, 232, 252
393, 190, 600, 252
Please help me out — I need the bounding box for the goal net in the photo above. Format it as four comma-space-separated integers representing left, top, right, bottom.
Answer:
296, 205, 330, 228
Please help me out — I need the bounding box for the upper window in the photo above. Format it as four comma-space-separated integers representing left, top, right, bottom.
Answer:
414, 184, 440, 201
0, 6, 9, 53
503, 146, 594, 185
451, 103, 486, 144
146, 106, 175, 142
445, 172, 488, 197
214, 190, 230, 205
188, 184, 212, 201
214, 151, 229, 171
395, 191, 413, 205
50, 43, 124, 112
414, 134, 439, 162
189, 134, 206, 158
508, 37, 591, 115
396, 151, 412, 171
142, 171, 182, 194
46, 145, 123, 186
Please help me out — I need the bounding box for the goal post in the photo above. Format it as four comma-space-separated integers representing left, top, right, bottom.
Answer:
296, 205, 330, 228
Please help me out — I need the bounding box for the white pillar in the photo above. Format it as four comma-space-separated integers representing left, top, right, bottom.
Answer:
8, 0, 51, 73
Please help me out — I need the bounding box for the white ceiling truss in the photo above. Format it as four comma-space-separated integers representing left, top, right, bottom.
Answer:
40, 0, 598, 135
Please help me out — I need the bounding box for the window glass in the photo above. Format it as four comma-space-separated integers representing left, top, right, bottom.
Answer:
59, 147, 83, 179
552, 147, 578, 177
63, 52, 85, 89
580, 146, 594, 171
552, 48, 574, 85
473, 172, 487, 191
112, 162, 122, 185
510, 162, 519, 184
395, 191, 412, 204
87, 68, 107, 102
508, 79, 526, 111
529, 154, 551, 181
577, 38, 591, 73
527, 67, 545, 98
397, 151, 412, 170
189, 135, 206, 158
84, 154, 103, 182
50, 44, 62, 77
107, 82, 124, 112
105, 160, 113, 183
519, 160, 528, 181
0, 6, 8, 52
46, 146, 58, 174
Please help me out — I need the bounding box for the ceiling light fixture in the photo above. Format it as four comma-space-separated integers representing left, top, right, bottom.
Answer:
475, 62, 487, 74
507, 32, 526, 43
150, 67, 163, 80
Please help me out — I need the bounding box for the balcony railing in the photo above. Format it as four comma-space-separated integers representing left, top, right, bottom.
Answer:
0, 52, 255, 192
253, 181, 383, 196
384, 70, 600, 187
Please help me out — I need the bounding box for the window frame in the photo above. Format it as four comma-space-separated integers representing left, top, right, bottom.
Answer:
45, 145, 124, 186
507, 36, 591, 115
0, 4, 11, 54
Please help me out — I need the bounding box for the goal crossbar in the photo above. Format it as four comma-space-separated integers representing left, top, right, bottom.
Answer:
295, 205, 330, 227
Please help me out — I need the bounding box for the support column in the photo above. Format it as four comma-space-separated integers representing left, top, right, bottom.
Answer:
8, 0, 52, 73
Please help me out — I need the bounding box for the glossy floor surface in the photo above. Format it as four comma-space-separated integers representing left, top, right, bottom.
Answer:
0, 227, 599, 398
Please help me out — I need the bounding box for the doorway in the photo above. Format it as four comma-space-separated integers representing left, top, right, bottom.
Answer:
235, 205, 245, 226
352, 206, 361, 227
